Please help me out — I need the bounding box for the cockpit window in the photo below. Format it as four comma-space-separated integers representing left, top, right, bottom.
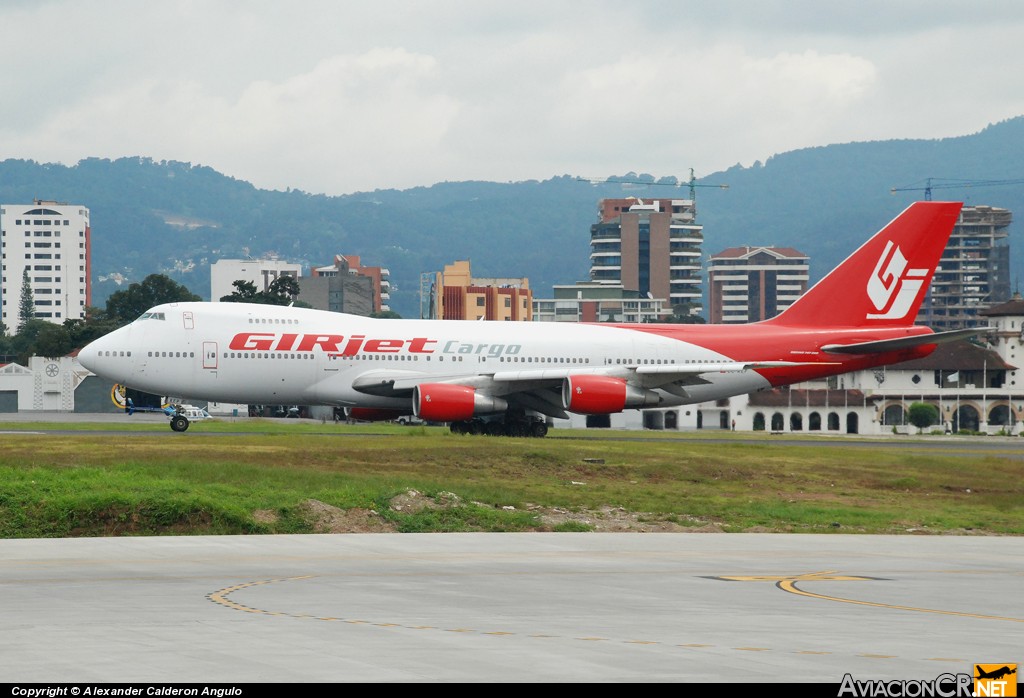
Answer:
136, 312, 166, 321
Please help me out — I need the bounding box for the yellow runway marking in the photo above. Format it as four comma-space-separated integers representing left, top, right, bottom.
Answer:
717, 571, 873, 583
206, 572, 1015, 662
716, 570, 1024, 623
775, 571, 1024, 623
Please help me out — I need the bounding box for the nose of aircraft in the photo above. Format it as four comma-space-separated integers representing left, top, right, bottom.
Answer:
77, 324, 133, 380
78, 338, 99, 372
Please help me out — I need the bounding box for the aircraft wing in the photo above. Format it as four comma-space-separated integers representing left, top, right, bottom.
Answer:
348, 360, 829, 418
358, 360, 820, 393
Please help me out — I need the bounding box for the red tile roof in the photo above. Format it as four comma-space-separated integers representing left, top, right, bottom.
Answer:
888, 340, 1013, 371
709, 246, 808, 260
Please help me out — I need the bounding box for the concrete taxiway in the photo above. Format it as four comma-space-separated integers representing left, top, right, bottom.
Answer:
1, 533, 1021, 682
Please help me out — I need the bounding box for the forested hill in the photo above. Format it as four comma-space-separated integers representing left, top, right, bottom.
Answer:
1, 116, 1022, 318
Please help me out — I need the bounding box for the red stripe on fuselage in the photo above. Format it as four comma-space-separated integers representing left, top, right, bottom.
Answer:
605, 323, 937, 386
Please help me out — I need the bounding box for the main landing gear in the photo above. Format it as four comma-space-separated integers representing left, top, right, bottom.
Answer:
449, 415, 549, 438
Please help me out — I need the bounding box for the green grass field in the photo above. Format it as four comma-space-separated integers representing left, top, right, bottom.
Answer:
0, 420, 1021, 537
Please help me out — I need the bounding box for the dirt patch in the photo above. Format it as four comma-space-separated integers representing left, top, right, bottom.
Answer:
297, 499, 396, 533
388, 489, 462, 513
260, 494, 725, 534
528, 504, 722, 532
253, 509, 279, 525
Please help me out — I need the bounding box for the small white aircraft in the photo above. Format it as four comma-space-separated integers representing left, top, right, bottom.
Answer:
79, 202, 975, 435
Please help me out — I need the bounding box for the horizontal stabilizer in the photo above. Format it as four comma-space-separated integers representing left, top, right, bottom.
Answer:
821, 328, 991, 355
634, 360, 837, 375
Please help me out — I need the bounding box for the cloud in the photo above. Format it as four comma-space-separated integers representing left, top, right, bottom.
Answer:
1, 1, 1023, 193
5, 48, 462, 193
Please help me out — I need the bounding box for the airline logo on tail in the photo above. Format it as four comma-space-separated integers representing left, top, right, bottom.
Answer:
866, 240, 929, 320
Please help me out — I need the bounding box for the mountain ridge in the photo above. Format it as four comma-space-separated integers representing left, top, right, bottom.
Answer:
2, 116, 1022, 318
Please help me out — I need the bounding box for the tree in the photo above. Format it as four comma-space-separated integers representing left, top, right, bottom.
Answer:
907, 402, 939, 433
105, 274, 202, 324
265, 274, 300, 304
220, 275, 304, 306
9, 319, 49, 364
219, 279, 259, 303
32, 322, 74, 358
658, 313, 707, 325
63, 308, 122, 349
18, 269, 35, 328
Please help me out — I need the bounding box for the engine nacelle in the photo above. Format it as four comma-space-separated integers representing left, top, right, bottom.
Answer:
346, 407, 408, 422
413, 384, 508, 422
562, 375, 661, 415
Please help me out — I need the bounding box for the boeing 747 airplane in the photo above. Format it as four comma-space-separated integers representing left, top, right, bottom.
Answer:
78, 201, 976, 435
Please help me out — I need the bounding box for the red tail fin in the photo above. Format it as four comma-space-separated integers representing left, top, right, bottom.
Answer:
768, 201, 962, 327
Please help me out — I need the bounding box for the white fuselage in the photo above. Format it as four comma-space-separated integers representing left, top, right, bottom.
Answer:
78, 302, 772, 410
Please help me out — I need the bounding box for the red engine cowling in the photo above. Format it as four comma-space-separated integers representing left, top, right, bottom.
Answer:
413, 384, 508, 422
562, 375, 661, 415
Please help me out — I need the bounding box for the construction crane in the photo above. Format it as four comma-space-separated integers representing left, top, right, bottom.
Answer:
890, 177, 1024, 201
578, 168, 728, 206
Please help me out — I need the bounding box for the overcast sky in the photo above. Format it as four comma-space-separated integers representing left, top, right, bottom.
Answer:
3, 1, 1023, 195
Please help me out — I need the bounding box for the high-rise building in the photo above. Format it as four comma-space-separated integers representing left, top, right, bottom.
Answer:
707, 246, 809, 323
422, 260, 532, 321
533, 282, 671, 323
0, 200, 91, 332
920, 205, 1012, 331
589, 198, 703, 316
298, 255, 378, 316
310, 255, 390, 314
210, 258, 302, 302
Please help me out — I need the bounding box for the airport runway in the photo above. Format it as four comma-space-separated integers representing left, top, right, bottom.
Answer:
1, 533, 1021, 683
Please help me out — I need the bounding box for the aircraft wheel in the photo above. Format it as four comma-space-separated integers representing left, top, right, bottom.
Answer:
170, 415, 190, 432
469, 421, 484, 436
531, 422, 548, 438
486, 422, 503, 436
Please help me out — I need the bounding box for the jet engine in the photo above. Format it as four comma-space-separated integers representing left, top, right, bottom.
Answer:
562, 375, 661, 415
413, 384, 508, 422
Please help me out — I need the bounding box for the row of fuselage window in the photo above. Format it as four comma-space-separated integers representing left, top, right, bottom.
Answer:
99, 350, 708, 366
210, 352, 596, 364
